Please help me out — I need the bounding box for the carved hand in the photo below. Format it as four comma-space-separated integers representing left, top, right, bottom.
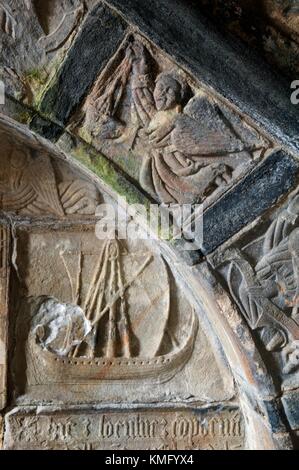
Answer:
212, 164, 232, 186
147, 122, 175, 148
131, 41, 149, 75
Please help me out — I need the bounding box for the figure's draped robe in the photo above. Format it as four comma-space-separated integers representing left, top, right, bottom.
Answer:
131, 74, 246, 204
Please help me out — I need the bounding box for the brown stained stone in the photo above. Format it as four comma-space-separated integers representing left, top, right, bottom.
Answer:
73, 33, 270, 207
0, 1, 97, 106
4, 407, 245, 450
0, 120, 101, 218
0, 414, 3, 449
1, 1, 299, 451
11, 226, 233, 405
0, 226, 10, 411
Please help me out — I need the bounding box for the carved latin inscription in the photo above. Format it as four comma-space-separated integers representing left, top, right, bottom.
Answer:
4, 408, 244, 450
0, 225, 10, 410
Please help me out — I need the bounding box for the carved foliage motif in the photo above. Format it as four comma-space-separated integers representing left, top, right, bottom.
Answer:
76, 35, 269, 205
0, 225, 9, 410
213, 194, 299, 378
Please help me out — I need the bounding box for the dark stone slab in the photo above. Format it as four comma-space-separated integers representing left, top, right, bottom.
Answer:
263, 398, 291, 434
201, 151, 299, 255
282, 391, 299, 430
30, 115, 62, 142
35, 3, 127, 137
105, 0, 299, 155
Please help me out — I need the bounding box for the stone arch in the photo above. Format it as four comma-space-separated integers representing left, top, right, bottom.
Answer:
0, 0, 299, 450
0, 114, 293, 450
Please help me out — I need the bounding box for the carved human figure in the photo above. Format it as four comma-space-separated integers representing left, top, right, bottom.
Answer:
226, 194, 299, 373
127, 41, 261, 204
84, 39, 266, 204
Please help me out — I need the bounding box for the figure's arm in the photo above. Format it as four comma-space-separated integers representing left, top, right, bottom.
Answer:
130, 42, 156, 127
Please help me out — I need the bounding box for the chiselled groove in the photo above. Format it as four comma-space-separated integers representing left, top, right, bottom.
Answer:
0, 2, 16, 39
0, 131, 100, 218
4, 408, 244, 450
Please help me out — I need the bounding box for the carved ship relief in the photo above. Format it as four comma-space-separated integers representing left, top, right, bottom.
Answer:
26, 237, 198, 385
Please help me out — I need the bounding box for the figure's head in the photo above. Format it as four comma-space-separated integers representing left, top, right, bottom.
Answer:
154, 71, 188, 111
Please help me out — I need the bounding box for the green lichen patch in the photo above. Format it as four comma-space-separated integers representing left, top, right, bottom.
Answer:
70, 141, 148, 207
17, 111, 32, 125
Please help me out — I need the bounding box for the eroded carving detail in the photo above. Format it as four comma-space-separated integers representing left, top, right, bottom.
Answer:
0, 2, 16, 39
0, 139, 100, 217
78, 36, 269, 205
33, 0, 86, 54
25, 237, 197, 385
212, 193, 299, 378
0, 225, 9, 410
5, 408, 244, 450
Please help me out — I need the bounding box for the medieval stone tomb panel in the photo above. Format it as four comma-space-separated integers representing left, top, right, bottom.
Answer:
10, 225, 234, 405
210, 189, 299, 392
72, 33, 271, 207
4, 407, 245, 450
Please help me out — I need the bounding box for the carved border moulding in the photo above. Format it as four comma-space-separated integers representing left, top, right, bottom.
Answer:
210, 192, 299, 390
71, 33, 272, 207
4, 407, 245, 450
0, 225, 10, 410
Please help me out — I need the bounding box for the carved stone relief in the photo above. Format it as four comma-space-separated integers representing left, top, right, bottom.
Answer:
0, 225, 9, 410
4, 407, 245, 450
0, 129, 101, 217
0, 0, 90, 104
12, 227, 233, 404
2, 0, 296, 449
211, 191, 299, 389
32, 0, 86, 53
72, 34, 270, 206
